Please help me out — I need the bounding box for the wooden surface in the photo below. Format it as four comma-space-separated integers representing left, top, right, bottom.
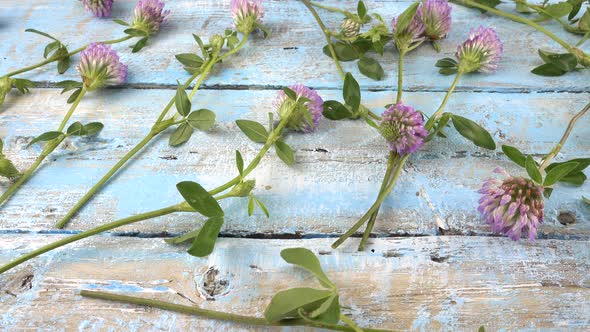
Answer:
0, 0, 589, 331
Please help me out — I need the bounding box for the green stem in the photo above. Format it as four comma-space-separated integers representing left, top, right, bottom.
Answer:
358, 152, 397, 251
3, 36, 133, 78
340, 314, 365, 332
0, 88, 86, 206
302, 0, 345, 80
309, 1, 350, 16
453, 0, 577, 54
54, 35, 251, 229
80, 291, 393, 332
332, 155, 409, 249
0, 205, 181, 274
396, 51, 405, 103
539, 100, 590, 172
425, 70, 462, 131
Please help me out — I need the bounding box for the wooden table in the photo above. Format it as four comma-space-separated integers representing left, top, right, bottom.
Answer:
1, 0, 589, 330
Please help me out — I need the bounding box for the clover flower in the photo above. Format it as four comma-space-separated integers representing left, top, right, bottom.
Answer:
392, 14, 426, 50
478, 167, 545, 241
418, 0, 452, 40
131, 0, 170, 36
77, 43, 128, 90
456, 26, 503, 73
82, 0, 114, 17
379, 102, 427, 155
231, 0, 265, 34
275, 84, 324, 133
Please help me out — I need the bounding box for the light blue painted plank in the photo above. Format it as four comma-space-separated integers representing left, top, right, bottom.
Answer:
0, 0, 588, 91
0, 89, 588, 238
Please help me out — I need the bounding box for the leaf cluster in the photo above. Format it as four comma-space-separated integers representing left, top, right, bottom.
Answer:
25, 29, 71, 74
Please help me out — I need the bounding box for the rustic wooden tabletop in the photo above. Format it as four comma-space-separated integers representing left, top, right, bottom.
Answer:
0, 0, 589, 331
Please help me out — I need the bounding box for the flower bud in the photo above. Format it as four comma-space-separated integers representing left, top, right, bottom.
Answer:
210, 34, 225, 52
478, 167, 544, 241
227, 179, 256, 198
82, 0, 114, 17
378, 102, 427, 155
131, 0, 170, 36
231, 0, 265, 34
456, 26, 503, 73
275, 84, 324, 133
77, 43, 128, 91
418, 0, 452, 41
0, 158, 20, 178
340, 18, 361, 38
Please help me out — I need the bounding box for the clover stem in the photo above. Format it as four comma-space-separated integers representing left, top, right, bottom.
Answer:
397, 51, 405, 103
3, 36, 134, 78
539, 101, 590, 172
0, 88, 87, 206
54, 34, 251, 229
425, 70, 462, 130
80, 291, 394, 332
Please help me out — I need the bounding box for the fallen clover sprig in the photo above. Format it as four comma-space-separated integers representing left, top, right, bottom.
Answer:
0, 43, 128, 205
477, 101, 589, 240
452, 0, 590, 76
53, 0, 267, 229
0, 84, 327, 274
79, 248, 394, 332
0, 0, 170, 106
331, 2, 501, 250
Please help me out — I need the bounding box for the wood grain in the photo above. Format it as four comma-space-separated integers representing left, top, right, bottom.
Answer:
1, 235, 589, 331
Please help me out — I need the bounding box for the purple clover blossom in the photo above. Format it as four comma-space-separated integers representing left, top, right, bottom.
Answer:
418, 0, 452, 41
379, 102, 427, 155
392, 14, 426, 50
82, 0, 114, 18
132, 0, 170, 36
456, 26, 504, 73
275, 84, 324, 133
231, 0, 265, 34
478, 167, 545, 241
77, 43, 128, 91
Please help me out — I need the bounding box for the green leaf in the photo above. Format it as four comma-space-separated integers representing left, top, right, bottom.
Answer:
542, 2, 573, 18
236, 120, 269, 143
394, 2, 420, 36
0, 158, 20, 178
502, 145, 527, 167
113, 19, 130, 26
450, 115, 496, 150
247, 195, 255, 216
44, 41, 60, 59
544, 161, 580, 186
515, 1, 533, 13
176, 181, 224, 217
253, 196, 270, 218
472, 0, 501, 12
169, 123, 194, 146
56, 80, 82, 94
131, 37, 149, 53
308, 294, 340, 324
66, 122, 85, 136
531, 63, 567, 76
544, 187, 554, 198
27, 131, 63, 147
57, 56, 71, 74
187, 109, 216, 131
0, 138, 3, 153
175, 53, 204, 68
12, 79, 36, 94
83, 122, 104, 136
357, 0, 367, 18
438, 67, 458, 75
322, 42, 360, 62
568, 0, 583, 20
478, 327, 486, 332
538, 50, 578, 71
426, 112, 451, 141
546, 158, 590, 173
67, 88, 83, 104
175, 84, 191, 117
357, 56, 384, 80
281, 248, 334, 288
192, 34, 207, 58
264, 288, 333, 322
579, 8, 590, 31
165, 228, 201, 245
560, 171, 587, 185
525, 155, 543, 184
275, 141, 295, 166
435, 57, 458, 68
187, 216, 224, 257
124, 28, 148, 37
583, 196, 590, 205
235, 150, 244, 176
282, 87, 297, 100
343, 73, 361, 112
323, 100, 353, 120
25, 28, 59, 41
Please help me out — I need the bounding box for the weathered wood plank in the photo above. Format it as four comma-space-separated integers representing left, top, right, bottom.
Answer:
0, 235, 588, 331
0, 0, 588, 91
1, 89, 588, 237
